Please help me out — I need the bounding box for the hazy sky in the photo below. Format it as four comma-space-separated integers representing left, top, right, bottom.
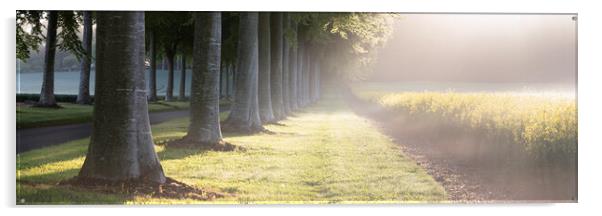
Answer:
370, 14, 577, 83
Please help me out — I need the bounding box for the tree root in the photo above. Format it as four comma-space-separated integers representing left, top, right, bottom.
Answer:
58, 176, 225, 201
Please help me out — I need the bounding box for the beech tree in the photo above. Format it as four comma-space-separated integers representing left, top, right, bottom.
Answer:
37, 11, 59, 107
258, 13, 275, 123
76, 11, 93, 105
146, 12, 192, 101
222, 12, 264, 133
270, 12, 285, 120
17, 11, 85, 107
281, 13, 292, 114
78, 11, 166, 183
287, 18, 299, 111
182, 12, 224, 146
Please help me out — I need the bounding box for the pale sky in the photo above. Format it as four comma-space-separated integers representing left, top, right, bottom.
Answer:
370, 14, 577, 83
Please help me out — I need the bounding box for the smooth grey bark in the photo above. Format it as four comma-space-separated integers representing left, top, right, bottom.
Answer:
269, 12, 285, 120
227, 64, 234, 98
78, 11, 166, 183
179, 55, 186, 100
258, 13, 275, 123
223, 12, 263, 133
37, 11, 58, 107
223, 65, 229, 97
296, 38, 305, 107
281, 14, 291, 114
303, 45, 311, 105
183, 12, 223, 145
288, 20, 298, 110
165, 50, 175, 101
220, 64, 227, 98
311, 51, 321, 102
148, 30, 158, 101
77, 11, 93, 105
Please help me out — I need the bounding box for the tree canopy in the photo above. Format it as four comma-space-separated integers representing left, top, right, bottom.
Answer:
17, 11, 86, 61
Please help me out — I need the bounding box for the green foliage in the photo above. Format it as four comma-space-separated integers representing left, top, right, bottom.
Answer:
16, 11, 86, 61
16, 11, 44, 60
56, 11, 85, 61
145, 11, 193, 58
221, 12, 240, 66
285, 13, 396, 81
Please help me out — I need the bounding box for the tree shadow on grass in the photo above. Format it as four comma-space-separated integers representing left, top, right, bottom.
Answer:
18, 168, 80, 185
17, 140, 88, 170
159, 139, 246, 161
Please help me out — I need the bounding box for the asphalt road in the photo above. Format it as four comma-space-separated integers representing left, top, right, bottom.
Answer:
16, 110, 190, 154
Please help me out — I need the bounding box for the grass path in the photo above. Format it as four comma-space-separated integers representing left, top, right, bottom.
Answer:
16, 92, 446, 204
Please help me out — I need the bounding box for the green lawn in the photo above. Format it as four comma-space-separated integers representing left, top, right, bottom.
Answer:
16, 93, 446, 204
16, 101, 192, 129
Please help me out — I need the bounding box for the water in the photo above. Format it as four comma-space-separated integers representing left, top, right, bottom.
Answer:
16, 69, 193, 96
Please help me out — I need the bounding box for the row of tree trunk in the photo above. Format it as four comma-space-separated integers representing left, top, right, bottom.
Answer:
223, 12, 322, 133
75, 11, 322, 184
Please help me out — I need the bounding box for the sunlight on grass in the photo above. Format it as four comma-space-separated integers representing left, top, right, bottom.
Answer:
16, 93, 445, 204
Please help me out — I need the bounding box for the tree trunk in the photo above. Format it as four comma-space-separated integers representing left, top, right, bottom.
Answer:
281, 14, 291, 115
289, 20, 298, 110
228, 63, 234, 98
37, 11, 58, 107
183, 12, 223, 145
303, 44, 311, 105
76, 11, 93, 105
222, 65, 228, 98
312, 52, 321, 101
148, 30, 158, 101
220, 64, 226, 98
258, 13, 275, 123
296, 38, 305, 107
78, 11, 166, 183
223, 12, 263, 133
165, 49, 175, 101
179, 55, 186, 100
270, 12, 285, 120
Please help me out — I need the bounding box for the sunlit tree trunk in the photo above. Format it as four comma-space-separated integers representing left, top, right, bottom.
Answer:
78, 11, 166, 183
223, 12, 263, 133
289, 20, 299, 110
305, 45, 315, 104
270, 12, 285, 120
179, 55, 186, 100
281, 14, 291, 114
303, 45, 311, 105
308, 46, 315, 102
258, 13, 275, 123
37, 11, 58, 107
183, 12, 224, 145
148, 30, 158, 101
296, 38, 305, 107
77, 11, 93, 105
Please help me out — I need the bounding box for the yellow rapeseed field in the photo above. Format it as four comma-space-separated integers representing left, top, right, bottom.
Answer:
355, 90, 577, 164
